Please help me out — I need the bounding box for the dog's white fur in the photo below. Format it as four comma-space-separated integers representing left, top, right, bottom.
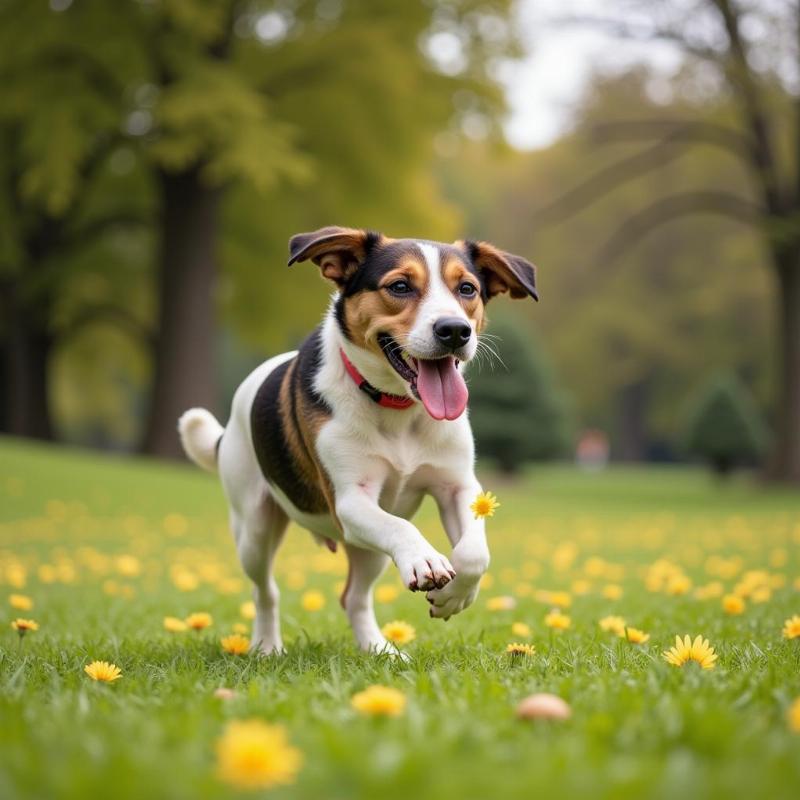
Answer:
179, 242, 490, 655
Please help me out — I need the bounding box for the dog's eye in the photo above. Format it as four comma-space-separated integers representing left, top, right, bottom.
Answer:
387, 280, 412, 295
458, 282, 477, 297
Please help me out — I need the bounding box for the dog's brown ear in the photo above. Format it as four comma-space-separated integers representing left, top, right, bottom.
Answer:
465, 240, 538, 301
288, 226, 376, 285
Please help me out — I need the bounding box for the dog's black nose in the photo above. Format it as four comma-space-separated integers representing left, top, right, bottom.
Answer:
433, 317, 472, 351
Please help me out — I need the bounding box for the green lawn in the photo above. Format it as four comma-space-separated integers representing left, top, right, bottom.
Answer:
1, 438, 799, 800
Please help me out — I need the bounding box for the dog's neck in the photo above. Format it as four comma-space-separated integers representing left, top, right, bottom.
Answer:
319, 300, 416, 404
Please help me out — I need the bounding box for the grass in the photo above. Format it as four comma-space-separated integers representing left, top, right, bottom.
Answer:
1, 437, 799, 800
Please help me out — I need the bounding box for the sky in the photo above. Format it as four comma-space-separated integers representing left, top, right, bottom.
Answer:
501, 0, 685, 150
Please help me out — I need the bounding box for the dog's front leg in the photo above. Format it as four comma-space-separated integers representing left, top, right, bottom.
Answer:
336, 484, 456, 591
426, 478, 490, 620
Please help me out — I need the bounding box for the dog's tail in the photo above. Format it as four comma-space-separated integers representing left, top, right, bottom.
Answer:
178, 408, 224, 473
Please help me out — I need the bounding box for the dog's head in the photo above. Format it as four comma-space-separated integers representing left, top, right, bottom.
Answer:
288, 226, 538, 421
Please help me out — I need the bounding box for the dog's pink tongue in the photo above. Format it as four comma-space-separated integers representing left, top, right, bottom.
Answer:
415, 357, 468, 421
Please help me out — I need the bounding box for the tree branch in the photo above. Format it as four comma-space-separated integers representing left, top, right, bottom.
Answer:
709, 0, 786, 214
533, 136, 687, 227
589, 119, 750, 155
551, 14, 723, 61
594, 190, 763, 267
532, 117, 751, 228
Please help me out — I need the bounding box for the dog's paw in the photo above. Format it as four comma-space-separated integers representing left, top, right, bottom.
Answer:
395, 547, 456, 592
425, 573, 480, 620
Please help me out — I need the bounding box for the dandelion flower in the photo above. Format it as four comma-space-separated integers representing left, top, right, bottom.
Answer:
232, 622, 249, 635
782, 614, 800, 640
602, 584, 623, 600
351, 685, 407, 717
380, 620, 416, 645
722, 595, 745, 615
544, 610, 571, 630
185, 612, 213, 631
788, 698, 800, 733
599, 615, 626, 636
470, 491, 500, 520
662, 634, 718, 670
487, 595, 516, 611
375, 585, 400, 603
624, 627, 650, 644
666, 575, 692, 595
301, 590, 325, 612
163, 616, 188, 632
9, 594, 33, 611
506, 642, 535, 658
215, 719, 302, 790
511, 621, 531, 638
221, 633, 250, 655
84, 660, 122, 682
10, 618, 38, 638
240, 601, 256, 620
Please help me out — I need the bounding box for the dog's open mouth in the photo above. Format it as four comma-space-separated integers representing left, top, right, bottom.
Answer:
377, 333, 469, 421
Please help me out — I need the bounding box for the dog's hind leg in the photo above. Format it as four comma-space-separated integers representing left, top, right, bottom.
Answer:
231, 488, 288, 655
341, 544, 394, 653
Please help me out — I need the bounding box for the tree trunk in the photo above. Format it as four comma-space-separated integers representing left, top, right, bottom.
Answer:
142, 167, 221, 459
769, 257, 800, 483
616, 378, 648, 461
2, 288, 54, 440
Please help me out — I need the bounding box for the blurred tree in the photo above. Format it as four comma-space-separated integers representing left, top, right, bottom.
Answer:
467, 316, 571, 473
547, 0, 800, 483
0, 0, 519, 456
437, 70, 771, 461
0, 1, 151, 440
683, 371, 768, 475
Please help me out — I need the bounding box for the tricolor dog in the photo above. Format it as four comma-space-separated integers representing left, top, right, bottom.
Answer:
179, 227, 538, 654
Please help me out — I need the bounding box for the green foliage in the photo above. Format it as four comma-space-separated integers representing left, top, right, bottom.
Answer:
468, 316, 571, 472
683, 372, 769, 475
437, 68, 775, 454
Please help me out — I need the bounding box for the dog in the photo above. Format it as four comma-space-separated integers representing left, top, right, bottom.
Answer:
178, 226, 538, 654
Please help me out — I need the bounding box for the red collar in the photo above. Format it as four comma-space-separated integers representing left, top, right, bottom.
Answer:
340, 349, 415, 410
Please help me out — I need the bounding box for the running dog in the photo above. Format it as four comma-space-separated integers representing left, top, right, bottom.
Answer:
179, 226, 538, 653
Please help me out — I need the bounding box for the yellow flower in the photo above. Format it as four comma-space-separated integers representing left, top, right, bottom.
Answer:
602, 584, 623, 600
506, 642, 535, 657
11, 618, 38, 636
666, 575, 692, 595
240, 601, 256, 620
301, 590, 325, 612
722, 594, 745, 615
233, 622, 249, 635
544, 610, 571, 630
185, 612, 213, 631
624, 627, 650, 644
84, 660, 122, 682
599, 615, 626, 636
487, 595, 516, 611
788, 698, 800, 733
380, 620, 416, 645
215, 719, 302, 790
375, 585, 400, 603
469, 491, 500, 520
511, 621, 531, 638
221, 633, 251, 655
782, 614, 800, 639
163, 616, 187, 632
662, 634, 718, 670
9, 594, 33, 611
351, 685, 407, 717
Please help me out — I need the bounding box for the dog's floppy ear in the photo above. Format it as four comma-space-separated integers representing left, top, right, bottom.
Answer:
465, 240, 538, 301
288, 226, 376, 285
